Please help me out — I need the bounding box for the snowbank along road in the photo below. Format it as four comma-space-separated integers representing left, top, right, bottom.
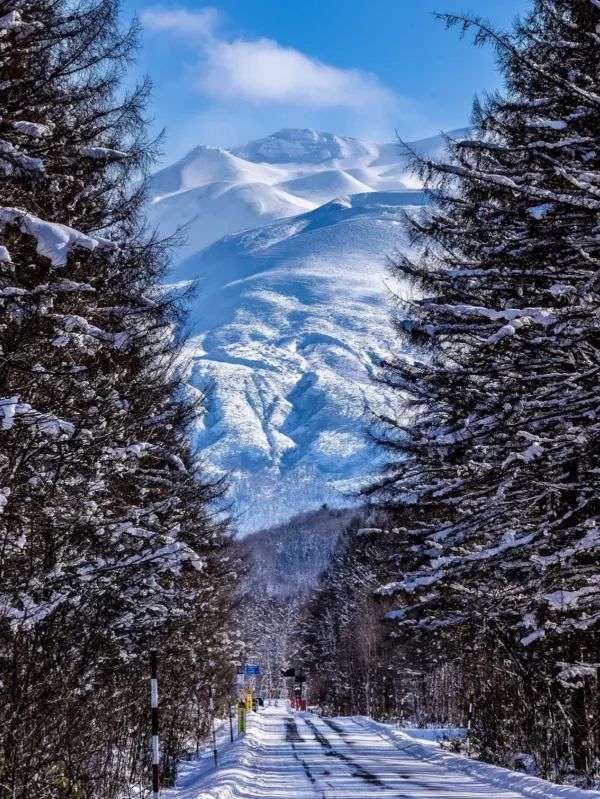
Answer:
165, 702, 600, 799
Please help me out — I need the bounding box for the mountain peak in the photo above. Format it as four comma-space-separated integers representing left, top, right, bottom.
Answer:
268, 127, 324, 138
230, 128, 377, 165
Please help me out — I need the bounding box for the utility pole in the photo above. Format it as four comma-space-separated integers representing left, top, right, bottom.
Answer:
150, 650, 160, 799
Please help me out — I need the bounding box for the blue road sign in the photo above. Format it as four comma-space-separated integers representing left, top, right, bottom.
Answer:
244, 664, 260, 676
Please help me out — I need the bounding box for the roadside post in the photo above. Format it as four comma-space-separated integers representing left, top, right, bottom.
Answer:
209, 686, 218, 768
232, 664, 245, 739
150, 650, 160, 799
208, 686, 219, 768
243, 664, 260, 713
466, 688, 475, 757
238, 700, 246, 734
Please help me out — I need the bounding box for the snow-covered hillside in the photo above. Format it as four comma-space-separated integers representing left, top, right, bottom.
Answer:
149, 128, 460, 532
147, 128, 458, 262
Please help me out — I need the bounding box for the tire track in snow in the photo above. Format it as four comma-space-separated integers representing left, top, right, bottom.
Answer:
285, 716, 326, 799
323, 716, 415, 780
302, 716, 386, 789
319, 716, 426, 794
285, 717, 305, 743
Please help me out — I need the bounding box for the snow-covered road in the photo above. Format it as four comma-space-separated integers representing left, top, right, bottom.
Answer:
165, 702, 600, 799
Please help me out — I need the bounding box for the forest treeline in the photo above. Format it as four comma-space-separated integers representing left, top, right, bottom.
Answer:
298, 0, 600, 788
0, 3, 241, 798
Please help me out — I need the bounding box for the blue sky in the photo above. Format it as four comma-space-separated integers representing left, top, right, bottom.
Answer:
122, 0, 531, 165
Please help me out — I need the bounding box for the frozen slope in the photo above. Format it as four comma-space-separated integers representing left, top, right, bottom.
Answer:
173, 190, 427, 532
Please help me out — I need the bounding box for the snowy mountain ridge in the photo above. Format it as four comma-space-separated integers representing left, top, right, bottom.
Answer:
148, 128, 461, 262
149, 128, 463, 532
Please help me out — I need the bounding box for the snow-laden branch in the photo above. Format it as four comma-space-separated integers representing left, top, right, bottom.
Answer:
0, 395, 74, 435
81, 146, 129, 161
0, 207, 116, 266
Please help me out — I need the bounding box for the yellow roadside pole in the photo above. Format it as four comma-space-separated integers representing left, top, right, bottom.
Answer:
245, 688, 253, 712
237, 701, 246, 734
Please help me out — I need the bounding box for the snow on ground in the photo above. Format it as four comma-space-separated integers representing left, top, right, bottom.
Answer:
363, 717, 600, 799
164, 702, 600, 799
148, 128, 464, 532
396, 725, 465, 744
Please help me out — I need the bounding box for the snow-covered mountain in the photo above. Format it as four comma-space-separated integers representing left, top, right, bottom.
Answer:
147, 128, 457, 261
149, 128, 461, 533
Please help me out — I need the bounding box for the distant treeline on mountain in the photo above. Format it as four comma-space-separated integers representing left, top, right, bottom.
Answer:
239, 506, 360, 596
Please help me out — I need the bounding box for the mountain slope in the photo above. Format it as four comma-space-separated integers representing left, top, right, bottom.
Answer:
176, 190, 427, 532
147, 128, 462, 264
148, 128, 459, 532
239, 507, 356, 597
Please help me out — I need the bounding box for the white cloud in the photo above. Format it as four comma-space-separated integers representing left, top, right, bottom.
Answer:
200, 37, 394, 109
141, 6, 395, 111
140, 7, 217, 39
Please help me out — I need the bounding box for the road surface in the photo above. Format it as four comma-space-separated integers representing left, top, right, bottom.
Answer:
166, 701, 548, 799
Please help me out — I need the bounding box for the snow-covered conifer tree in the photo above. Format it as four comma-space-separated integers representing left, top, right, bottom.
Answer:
0, 3, 239, 797
372, 0, 600, 779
